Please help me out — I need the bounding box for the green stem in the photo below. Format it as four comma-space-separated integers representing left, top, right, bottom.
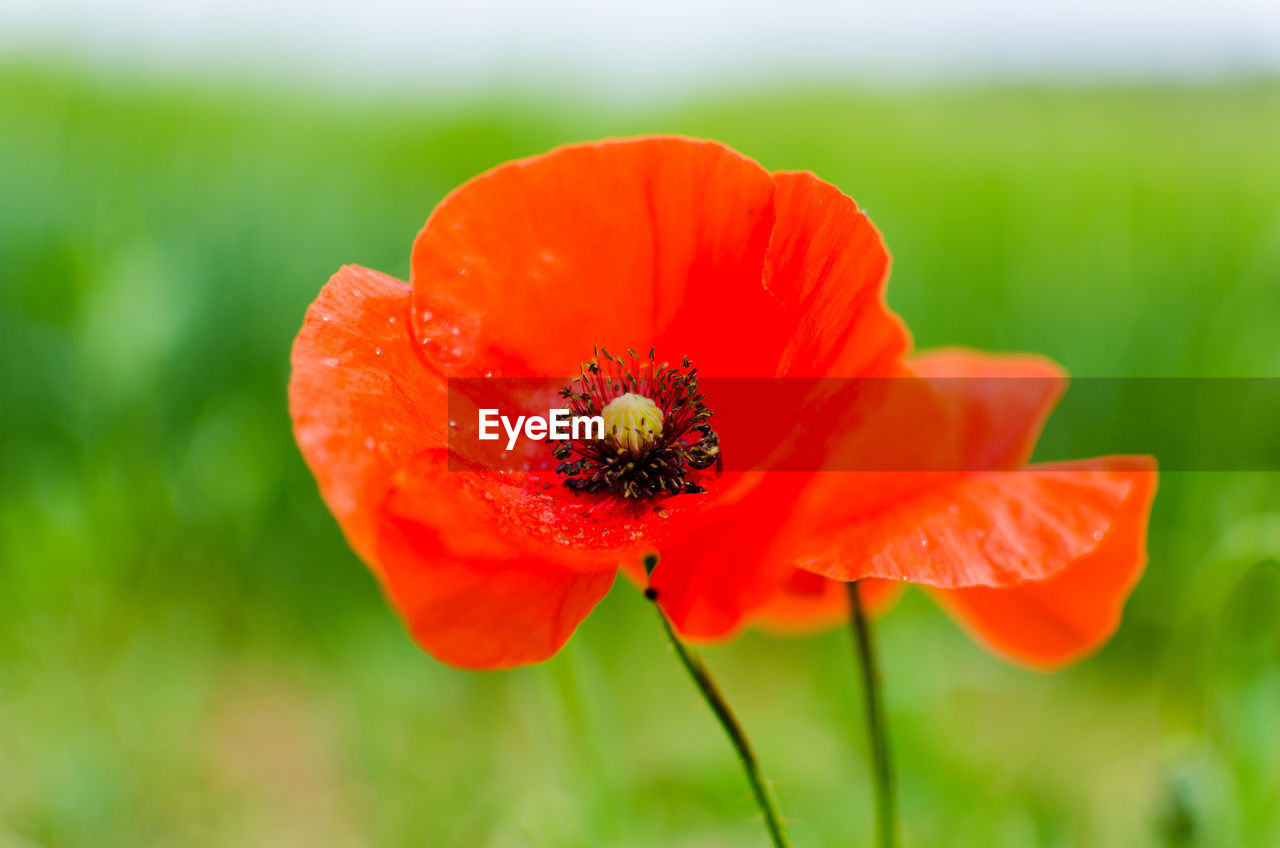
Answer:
848, 581, 898, 848
650, 597, 793, 848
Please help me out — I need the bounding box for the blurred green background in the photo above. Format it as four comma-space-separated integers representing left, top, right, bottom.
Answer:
2, 64, 1280, 847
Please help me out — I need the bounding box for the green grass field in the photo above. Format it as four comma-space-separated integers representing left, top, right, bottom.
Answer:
2, 65, 1279, 846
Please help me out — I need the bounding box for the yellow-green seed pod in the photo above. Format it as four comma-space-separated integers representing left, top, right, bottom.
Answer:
600, 392, 663, 452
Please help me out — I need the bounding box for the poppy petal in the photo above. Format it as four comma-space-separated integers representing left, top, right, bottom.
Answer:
291, 266, 703, 562
410, 136, 780, 377
927, 459, 1157, 668
374, 505, 618, 668
290, 265, 616, 667
289, 264, 446, 559
763, 171, 909, 377
644, 169, 913, 636
409, 139, 911, 382
649, 482, 907, 641
796, 457, 1156, 588
909, 348, 1067, 470
647, 473, 813, 639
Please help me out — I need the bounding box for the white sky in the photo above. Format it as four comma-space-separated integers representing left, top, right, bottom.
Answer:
2, 0, 1279, 95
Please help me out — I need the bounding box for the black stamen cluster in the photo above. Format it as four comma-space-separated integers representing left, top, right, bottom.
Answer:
551, 347, 721, 500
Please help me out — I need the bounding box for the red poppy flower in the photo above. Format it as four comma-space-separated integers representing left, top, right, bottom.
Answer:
289, 135, 1155, 671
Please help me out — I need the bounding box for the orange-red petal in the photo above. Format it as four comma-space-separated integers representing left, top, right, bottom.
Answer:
409, 136, 780, 377
647, 473, 813, 639
763, 171, 909, 377
792, 350, 1148, 590
637, 167, 914, 637
289, 265, 617, 667
909, 348, 1066, 469
797, 458, 1155, 588
927, 459, 1157, 668
373, 502, 618, 668
289, 265, 446, 560
407, 139, 910, 382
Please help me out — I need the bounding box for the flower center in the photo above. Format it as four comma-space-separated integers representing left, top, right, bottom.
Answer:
552, 347, 720, 500
601, 392, 664, 452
